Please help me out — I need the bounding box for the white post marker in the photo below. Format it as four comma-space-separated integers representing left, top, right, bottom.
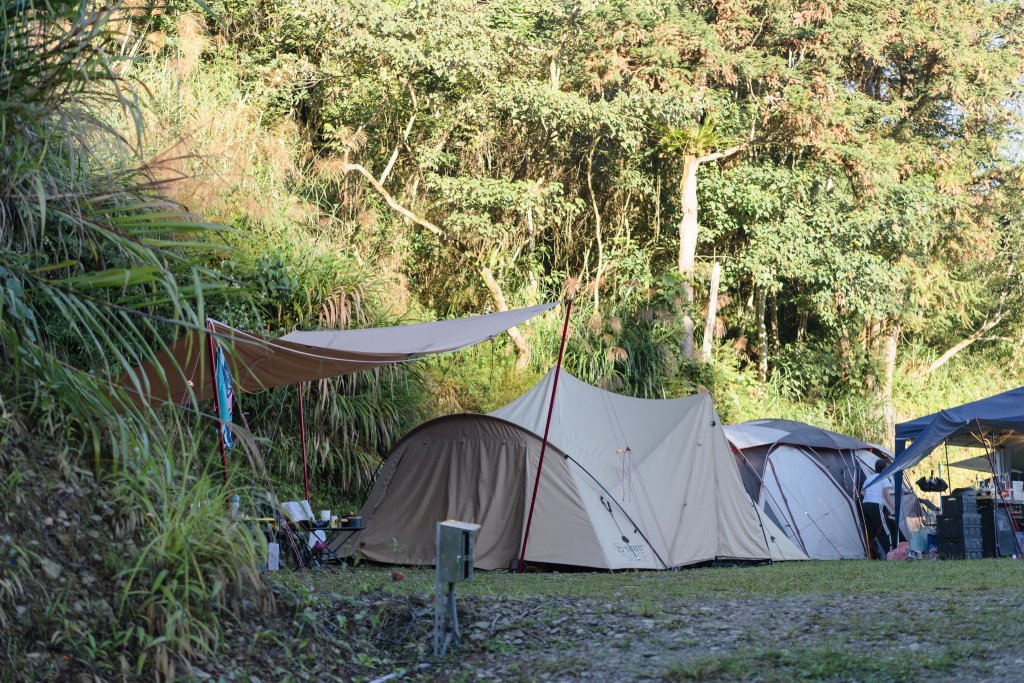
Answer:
434, 520, 481, 656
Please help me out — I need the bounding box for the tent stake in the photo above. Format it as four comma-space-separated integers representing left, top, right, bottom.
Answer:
517, 298, 573, 573
298, 381, 310, 502
205, 320, 229, 484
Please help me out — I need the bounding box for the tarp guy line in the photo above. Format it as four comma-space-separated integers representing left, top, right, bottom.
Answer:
767, 449, 857, 558
518, 299, 573, 572
765, 457, 810, 556
735, 448, 801, 542
235, 390, 309, 571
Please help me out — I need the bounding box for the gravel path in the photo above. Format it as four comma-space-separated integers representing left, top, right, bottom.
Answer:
199, 573, 1024, 682
429, 591, 1024, 681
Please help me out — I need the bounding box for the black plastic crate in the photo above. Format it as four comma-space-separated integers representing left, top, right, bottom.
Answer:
939, 539, 983, 559
978, 501, 1020, 557
937, 513, 983, 540
941, 492, 978, 517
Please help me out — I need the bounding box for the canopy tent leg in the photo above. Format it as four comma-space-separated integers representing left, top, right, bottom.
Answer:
517, 298, 573, 573
892, 474, 903, 551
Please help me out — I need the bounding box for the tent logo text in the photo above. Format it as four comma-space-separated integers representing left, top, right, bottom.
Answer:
613, 541, 649, 562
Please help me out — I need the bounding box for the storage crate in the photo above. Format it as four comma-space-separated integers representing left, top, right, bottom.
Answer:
941, 491, 978, 517
937, 513, 983, 540
939, 538, 983, 559
978, 501, 1021, 557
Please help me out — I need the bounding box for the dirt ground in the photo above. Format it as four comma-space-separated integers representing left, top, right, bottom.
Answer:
191, 564, 1024, 682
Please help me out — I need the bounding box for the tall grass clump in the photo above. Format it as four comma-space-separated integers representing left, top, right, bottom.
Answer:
0, 0, 225, 459
0, 1, 274, 679
115, 453, 271, 680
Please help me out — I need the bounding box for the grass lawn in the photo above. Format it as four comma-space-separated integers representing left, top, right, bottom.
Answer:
273, 559, 1024, 681
307, 557, 1024, 600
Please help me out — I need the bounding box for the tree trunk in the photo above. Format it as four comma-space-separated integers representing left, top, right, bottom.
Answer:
835, 292, 850, 380
756, 288, 768, 385
677, 154, 699, 297
654, 174, 661, 242
481, 266, 531, 370
678, 154, 699, 358
587, 142, 602, 313
770, 290, 780, 359
864, 318, 879, 393
880, 321, 900, 447
797, 309, 808, 343
701, 261, 721, 362
838, 327, 851, 381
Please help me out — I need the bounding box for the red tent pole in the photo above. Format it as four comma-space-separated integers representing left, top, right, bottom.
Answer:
298, 381, 310, 502
205, 320, 229, 484
517, 298, 573, 573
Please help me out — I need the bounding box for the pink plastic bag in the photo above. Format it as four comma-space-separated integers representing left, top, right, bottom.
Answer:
886, 541, 909, 561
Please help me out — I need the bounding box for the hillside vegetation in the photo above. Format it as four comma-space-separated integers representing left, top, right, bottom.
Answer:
1, 0, 1023, 679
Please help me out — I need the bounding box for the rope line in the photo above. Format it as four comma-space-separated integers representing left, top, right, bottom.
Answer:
595, 390, 674, 565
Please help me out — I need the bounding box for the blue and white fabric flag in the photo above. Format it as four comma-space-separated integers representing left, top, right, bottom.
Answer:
214, 341, 235, 449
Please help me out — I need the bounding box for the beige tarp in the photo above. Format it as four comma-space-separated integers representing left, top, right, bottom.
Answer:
117, 303, 556, 408
341, 370, 806, 570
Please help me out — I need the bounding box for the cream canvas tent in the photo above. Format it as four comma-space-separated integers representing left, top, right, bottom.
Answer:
725, 419, 926, 560
338, 371, 806, 570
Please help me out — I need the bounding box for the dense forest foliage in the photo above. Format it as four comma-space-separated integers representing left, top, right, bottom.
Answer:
2, 0, 1024, 677
151, 0, 1024, 464
5, 0, 1024, 495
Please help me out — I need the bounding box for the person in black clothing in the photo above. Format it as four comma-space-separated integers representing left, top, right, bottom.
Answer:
862, 458, 898, 558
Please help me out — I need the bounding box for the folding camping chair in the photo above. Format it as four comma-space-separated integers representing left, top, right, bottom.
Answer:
279, 500, 342, 569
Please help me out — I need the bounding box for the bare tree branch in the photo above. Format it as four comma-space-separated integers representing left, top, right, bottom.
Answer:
928, 262, 1015, 374
341, 161, 445, 239
378, 81, 418, 187
342, 157, 533, 368
927, 310, 1008, 374
481, 266, 531, 369
696, 137, 763, 164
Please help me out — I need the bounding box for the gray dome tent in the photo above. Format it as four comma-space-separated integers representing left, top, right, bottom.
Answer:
338, 371, 805, 570
725, 419, 925, 559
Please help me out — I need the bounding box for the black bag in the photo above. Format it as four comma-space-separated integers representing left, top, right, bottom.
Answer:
916, 471, 948, 493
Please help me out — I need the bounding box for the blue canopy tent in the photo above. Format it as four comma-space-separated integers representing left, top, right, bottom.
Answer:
868, 387, 1024, 549
869, 386, 1024, 487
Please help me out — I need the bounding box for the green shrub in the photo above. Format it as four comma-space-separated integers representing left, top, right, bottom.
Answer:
115, 453, 271, 680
